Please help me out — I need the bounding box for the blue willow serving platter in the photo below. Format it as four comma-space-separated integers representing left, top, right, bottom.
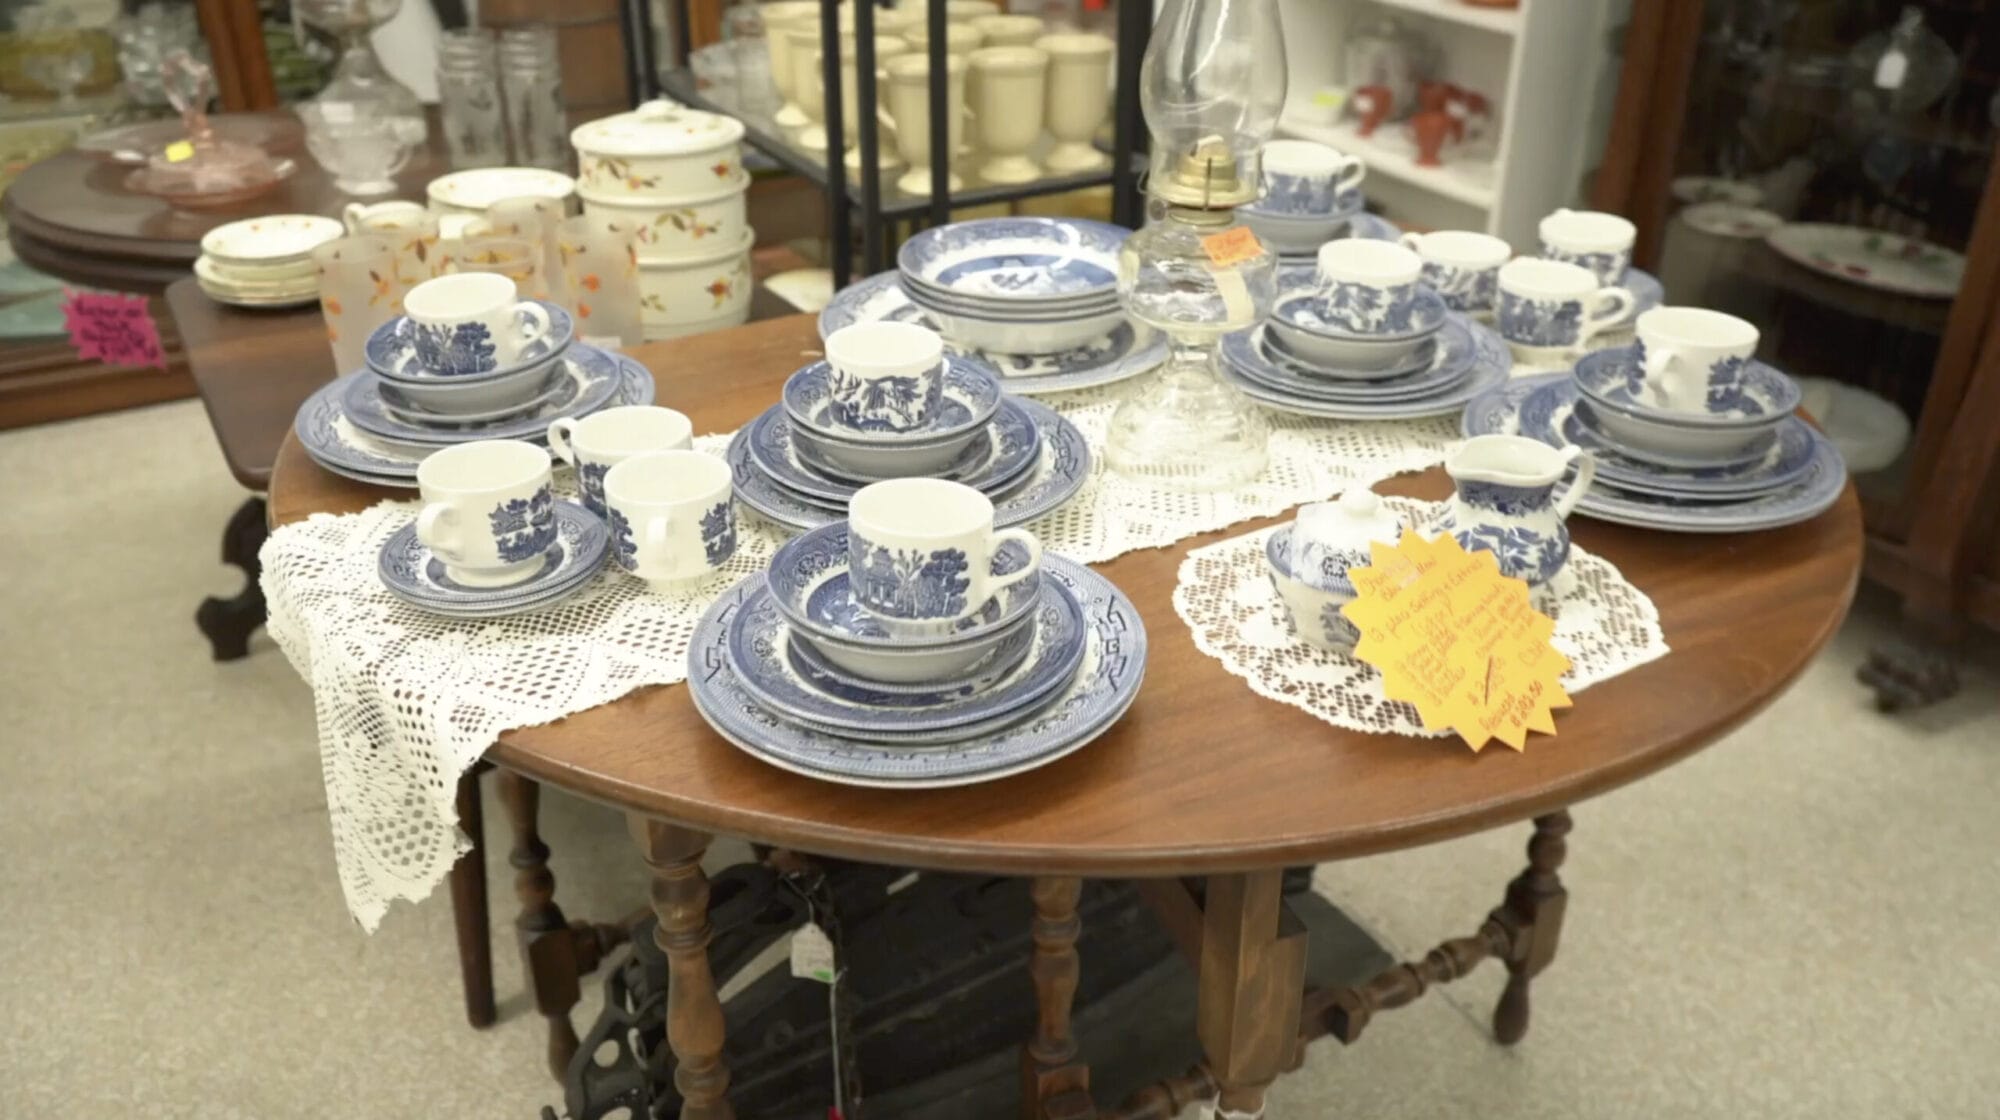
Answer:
377, 499, 607, 617
897, 217, 1127, 302
298, 357, 656, 486
342, 344, 624, 445
365, 301, 576, 381
723, 578, 1088, 739
746, 399, 1040, 503
817, 271, 1167, 395
1217, 316, 1511, 420
729, 398, 1091, 532
1461, 373, 1848, 533
686, 557, 1146, 788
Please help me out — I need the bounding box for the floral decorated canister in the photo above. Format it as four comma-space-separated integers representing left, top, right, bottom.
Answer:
571, 100, 748, 203
637, 228, 754, 340
578, 181, 750, 264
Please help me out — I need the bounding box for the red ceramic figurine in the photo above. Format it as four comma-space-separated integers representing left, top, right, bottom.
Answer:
1353, 84, 1395, 138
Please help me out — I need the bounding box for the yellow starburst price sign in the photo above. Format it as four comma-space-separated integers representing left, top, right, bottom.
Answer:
1340, 532, 1572, 752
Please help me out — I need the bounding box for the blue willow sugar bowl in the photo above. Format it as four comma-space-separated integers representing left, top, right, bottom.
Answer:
1266, 487, 1407, 651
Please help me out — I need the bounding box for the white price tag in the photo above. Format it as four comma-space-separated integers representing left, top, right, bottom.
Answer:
790, 922, 836, 984
1874, 48, 1908, 91
1211, 265, 1256, 324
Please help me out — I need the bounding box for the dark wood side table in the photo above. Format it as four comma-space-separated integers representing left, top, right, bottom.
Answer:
269, 313, 1867, 1119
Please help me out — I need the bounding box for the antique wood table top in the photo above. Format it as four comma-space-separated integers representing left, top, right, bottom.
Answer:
264, 312, 1865, 878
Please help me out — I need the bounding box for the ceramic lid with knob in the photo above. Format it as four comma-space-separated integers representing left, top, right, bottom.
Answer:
570, 100, 747, 158
1291, 486, 1406, 594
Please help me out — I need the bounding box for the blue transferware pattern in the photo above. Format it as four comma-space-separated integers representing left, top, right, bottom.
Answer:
369, 302, 573, 382
1497, 291, 1585, 348
702, 501, 736, 565
1250, 184, 1365, 218
898, 218, 1127, 301
1216, 315, 1512, 420
1264, 527, 1361, 646
1542, 244, 1631, 287
1344, 213, 1400, 243
1323, 280, 1422, 334
298, 356, 657, 485
1277, 287, 1446, 343
1515, 376, 1792, 477
579, 462, 610, 517
848, 535, 973, 621
491, 485, 557, 562
722, 579, 1087, 737
826, 361, 944, 433
608, 506, 637, 570
788, 616, 1036, 707
1460, 374, 1848, 532
730, 399, 1090, 533
1422, 261, 1499, 313
1229, 320, 1471, 402
769, 523, 1039, 648
411, 321, 495, 375
1452, 522, 1567, 584
1584, 345, 1800, 422
378, 499, 607, 617
376, 377, 566, 427
786, 356, 1002, 444
685, 557, 1146, 788
343, 344, 623, 445
748, 401, 1037, 502
817, 272, 1165, 395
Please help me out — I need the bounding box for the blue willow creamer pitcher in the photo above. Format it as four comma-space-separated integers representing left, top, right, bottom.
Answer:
1436, 435, 1596, 587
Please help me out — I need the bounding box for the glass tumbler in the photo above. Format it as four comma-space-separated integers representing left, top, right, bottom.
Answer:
313, 234, 401, 373
453, 235, 547, 300
437, 29, 507, 169
558, 214, 643, 348
489, 194, 569, 308
498, 27, 568, 169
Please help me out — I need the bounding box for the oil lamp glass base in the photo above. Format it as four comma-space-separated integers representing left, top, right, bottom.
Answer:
1103, 346, 1270, 491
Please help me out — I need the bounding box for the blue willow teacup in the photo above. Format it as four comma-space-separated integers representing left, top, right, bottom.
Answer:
1399, 229, 1512, 313
847, 478, 1042, 636
1315, 239, 1425, 335
1495, 258, 1635, 353
1537, 208, 1636, 286
1258, 139, 1367, 216
821, 321, 947, 435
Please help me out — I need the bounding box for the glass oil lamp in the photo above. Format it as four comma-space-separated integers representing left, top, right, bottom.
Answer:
1104, 0, 1288, 491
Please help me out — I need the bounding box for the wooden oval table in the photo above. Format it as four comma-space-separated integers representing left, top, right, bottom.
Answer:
268, 314, 1863, 1120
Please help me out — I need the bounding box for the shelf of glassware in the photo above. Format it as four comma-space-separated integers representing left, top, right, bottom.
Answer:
1364, 0, 1522, 36
1277, 114, 1500, 210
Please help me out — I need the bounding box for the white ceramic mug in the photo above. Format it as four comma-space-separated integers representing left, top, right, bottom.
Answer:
847, 478, 1042, 634
401, 273, 554, 375
968, 46, 1049, 184
1496, 258, 1634, 353
414, 439, 557, 588
883, 53, 970, 195
1538, 208, 1637, 285
1316, 239, 1424, 334
1634, 307, 1760, 414
602, 451, 738, 587
823, 321, 947, 434
1259, 139, 1366, 216
547, 405, 694, 517
1398, 229, 1511, 313
1038, 33, 1113, 173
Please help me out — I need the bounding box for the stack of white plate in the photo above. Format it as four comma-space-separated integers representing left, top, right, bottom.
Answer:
572, 101, 755, 340
196, 215, 343, 308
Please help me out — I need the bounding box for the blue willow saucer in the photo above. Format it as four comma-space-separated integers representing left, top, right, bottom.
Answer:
377, 500, 607, 617
1235, 317, 1474, 402
788, 613, 1036, 704
783, 356, 1003, 445
746, 398, 1040, 503
365, 301, 575, 382
1271, 285, 1449, 344
767, 521, 1042, 650
1513, 377, 1814, 497
1216, 315, 1511, 420
343, 344, 622, 445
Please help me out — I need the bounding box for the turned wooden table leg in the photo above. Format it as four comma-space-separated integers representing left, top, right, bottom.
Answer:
630, 816, 734, 1120
1197, 869, 1309, 1119
449, 766, 496, 1029
498, 771, 583, 1080
1490, 810, 1572, 1045
1022, 876, 1094, 1120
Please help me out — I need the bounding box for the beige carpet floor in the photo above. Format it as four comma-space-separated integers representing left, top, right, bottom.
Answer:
3, 398, 1997, 1119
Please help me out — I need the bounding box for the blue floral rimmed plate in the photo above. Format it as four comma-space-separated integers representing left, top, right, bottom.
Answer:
377, 499, 607, 617
729, 398, 1091, 532
747, 398, 1040, 503
897, 217, 1127, 304
1574, 346, 1802, 425
365, 301, 576, 382
1227, 317, 1475, 402
789, 614, 1036, 704
1217, 315, 1511, 420
724, 577, 1087, 739
1271, 285, 1449, 345
687, 557, 1146, 788
818, 271, 1167, 395
298, 356, 656, 485
343, 344, 623, 445
377, 378, 568, 425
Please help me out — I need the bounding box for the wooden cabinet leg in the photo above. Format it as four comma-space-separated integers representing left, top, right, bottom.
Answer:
449, 766, 496, 1029
1490, 810, 1572, 1045
1022, 876, 1094, 1120
1197, 869, 1309, 1119
194, 495, 267, 661
499, 771, 582, 1080
630, 816, 734, 1120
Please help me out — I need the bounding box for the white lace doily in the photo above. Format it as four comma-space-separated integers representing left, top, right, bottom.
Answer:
265, 382, 1467, 928
1170, 498, 1671, 739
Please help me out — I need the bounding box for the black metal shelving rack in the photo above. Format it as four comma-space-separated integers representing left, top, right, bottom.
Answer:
633, 0, 1152, 288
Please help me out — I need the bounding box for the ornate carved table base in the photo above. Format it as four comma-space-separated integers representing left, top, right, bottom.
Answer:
195, 495, 268, 660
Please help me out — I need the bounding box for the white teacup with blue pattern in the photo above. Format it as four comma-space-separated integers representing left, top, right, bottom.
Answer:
1633, 307, 1760, 415
1398, 230, 1511, 313
1259, 139, 1366, 217
1316, 239, 1425, 335
414, 439, 558, 588
402, 273, 554, 376
823, 321, 947, 435
1496, 258, 1634, 355
603, 451, 738, 588
847, 478, 1043, 637
547, 405, 693, 518
1537, 208, 1636, 286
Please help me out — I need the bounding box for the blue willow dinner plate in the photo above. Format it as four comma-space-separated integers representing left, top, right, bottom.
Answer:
686, 557, 1146, 788
377, 500, 607, 617
1227, 317, 1476, 402
723, 577, 1087, 739
1217, 316, 1511, 420
297, 357, 655, 485
729, 398, 1090, 532
365, 300, 575, 381
817, 271, 1167, 395
1461, 373, 1847, 533
746, 398, 1040, 503
897, 217, 1127, 302
342, 344, 623, 445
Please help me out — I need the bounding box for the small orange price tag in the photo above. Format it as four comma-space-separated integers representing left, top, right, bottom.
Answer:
1201, 225, 1262, 267
164, 141, 194, 163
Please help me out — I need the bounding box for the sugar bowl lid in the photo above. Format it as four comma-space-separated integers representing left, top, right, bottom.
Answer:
1292, 487, 1405, 593
570, 100, 746, 157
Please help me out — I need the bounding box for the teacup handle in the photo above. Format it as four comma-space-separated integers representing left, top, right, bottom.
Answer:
986, 529, 1043, 599
546, 418, 580, 465
1578, 286, 1635, 344
415, 504, 464, 561
342, 201, 367, 233
1640, 342, 1681, 407
642, 515, 674, 572
1554, 453, 1597, 520
1398, 231, 1424, 252
513, 301, 553, 342
1334, 156, 1366, 194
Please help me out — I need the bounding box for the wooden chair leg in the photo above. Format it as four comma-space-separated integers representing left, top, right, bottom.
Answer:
629, 816, 735, 1120
1022, 876, 1094, 1120
1196, 869, 1308, 1119
1490, 810, 1572, 1045
449, 766, 496, 1029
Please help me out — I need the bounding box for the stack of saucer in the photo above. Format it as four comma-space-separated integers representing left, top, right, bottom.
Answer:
196, 214, 343, 308
1216, 255, 1512, 420
726, 322, 1092, 532
688, 511, 1147, 788
1462, 308, 1846, 533
293, 274, 656, 487
896, 217, 1129, 357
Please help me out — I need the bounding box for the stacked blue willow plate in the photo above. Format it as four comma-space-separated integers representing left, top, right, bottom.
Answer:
294, 303, 656, 487
1237, 188, 1396, 256
1216, 261, 1512, 420
1461, 351, 1846, 533
688, 523, 1146, 788
727, 355, 1092, 533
